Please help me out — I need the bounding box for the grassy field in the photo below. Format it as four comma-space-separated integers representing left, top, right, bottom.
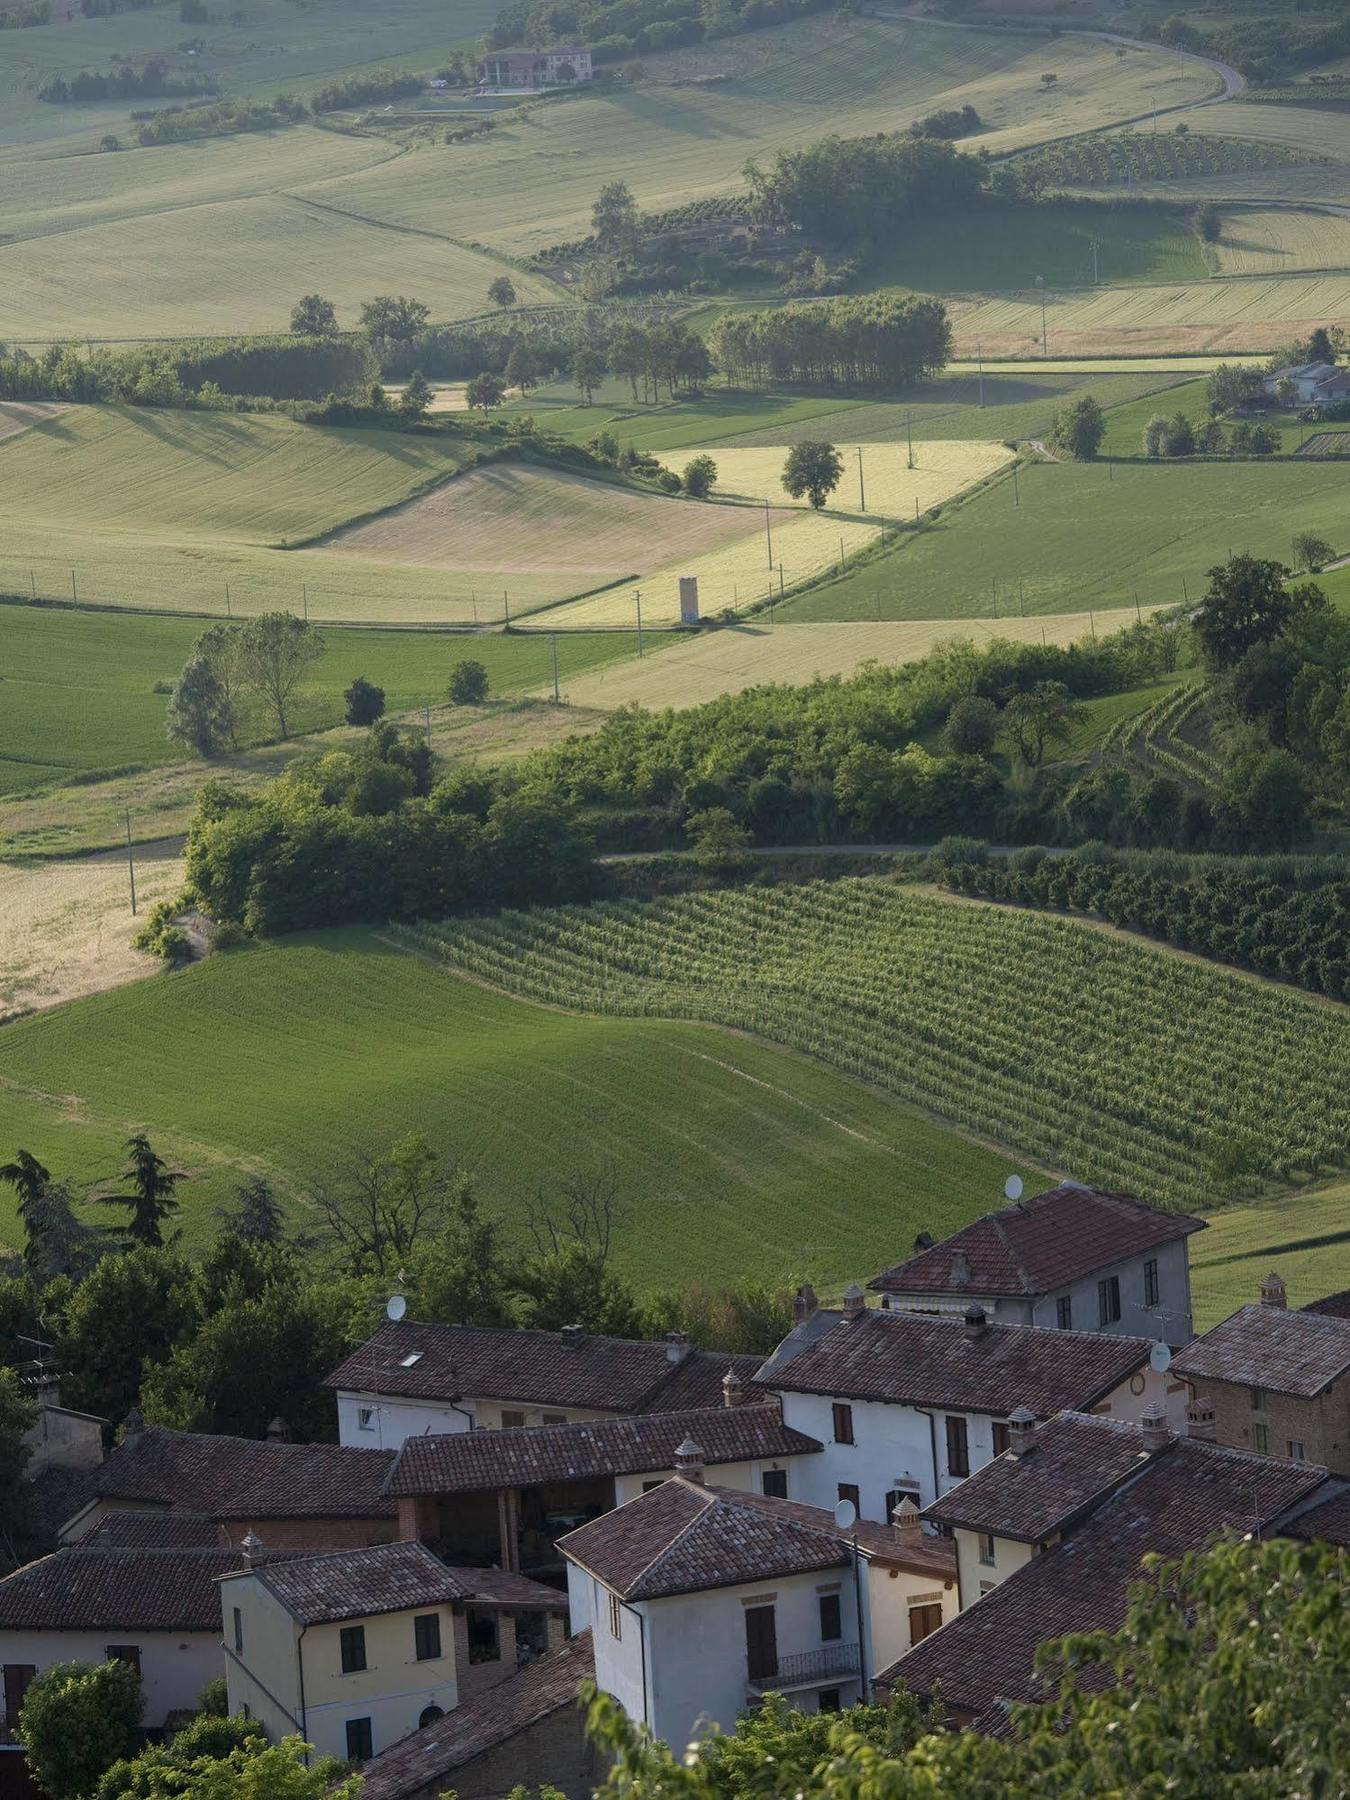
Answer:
1211, 205, 1350, 275
402, 881, 1350, 1214
557, 610, 1153, 711
784, 457, 1350, 621
654, 441, 1014, 522
1191, 1180, 1350, 1326
0, 604, 636, 795
0, 928, 1037, 1291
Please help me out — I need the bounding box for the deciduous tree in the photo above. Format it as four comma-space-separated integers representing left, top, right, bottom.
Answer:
487, 274, 517, 308
343, 674, 385, 726
1004, 680, 1087, 766
236, 612, 323, 739
781, 440, 844, 509
18, 1660, 142, 1800
398, 369, 432, 418
448, 658, 489, 704
682, 453, 718, 497
288, 294, 337, 336
1050, 393, 1104, 460
465, 369, 506, 410
166, 653, 232, 757
572, 345, 605, 404
1194, 554, 1325, 669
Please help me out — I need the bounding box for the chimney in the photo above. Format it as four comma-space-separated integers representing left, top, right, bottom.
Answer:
121, 1407, 145, 1451
35, 1371, 62, 1411
1140, 1404, 1171, 1453
721, 1367, 746, 1408
1007, 1407, 1037, 1458
951, 1251, 972, 1288
891, 1497, 922, 1547
559, 1324, 586, 1349
664, 1330, 692, 1364
842, 1284, 866, 1321
266, 1416, 292, 1444
1260, 1271, 1287, 1310
791, 1283, 818, 1326
674, 1438, 705, 1484
913, 1231, 934, 1253
1185, 1397, 1216, 1443
240, 1530, 264, 1568
963, 1303, 989, 1341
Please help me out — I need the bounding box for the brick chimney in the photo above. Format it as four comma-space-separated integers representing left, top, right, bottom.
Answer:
674, 1438, 705, 1484
1260, 1271, 1288, 1309
240, 1530, 264, 1568
891, 1496, 922, 1547
1140, 1403, 1171, 1453
963, 1303, 989, 1341
842, 1284, 867, 1321
559, 1324, 586, 1349
121, 1407, 145, 1451
791, 1283, 818, 1326
664, 1330, 692, 1364
721, 1368, 746, 1408
1007, 1407, 1037, 1458
266, 1416, 292, 1444
913, 1231, 934, 1253
1185, 1397, 1216, 1443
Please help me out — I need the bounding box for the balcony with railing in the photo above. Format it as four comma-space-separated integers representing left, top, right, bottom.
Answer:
746, 1641, 861, 1693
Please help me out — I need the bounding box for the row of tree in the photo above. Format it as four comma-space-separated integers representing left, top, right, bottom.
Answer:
38, 58, 215, 102
745, 132, 987, 253
708, 294, 951, 390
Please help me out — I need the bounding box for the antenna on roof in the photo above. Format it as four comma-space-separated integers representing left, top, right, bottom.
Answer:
386, 1295, 407, 1322
1004, 1175, 1024, 1202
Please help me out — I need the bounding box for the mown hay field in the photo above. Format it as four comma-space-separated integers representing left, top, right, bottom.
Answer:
785, 457, 1350, 621
656, 441, 1014, 521
551, 609, 1153, 711
0, 928, 1033, 1290
1190, 1179, 1350, 1327
1210, 205, 1350, 275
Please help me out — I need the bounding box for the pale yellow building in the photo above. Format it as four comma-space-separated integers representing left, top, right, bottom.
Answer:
220, 1539, 567, 1765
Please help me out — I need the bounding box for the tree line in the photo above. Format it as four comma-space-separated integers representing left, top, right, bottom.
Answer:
489, 0, 830, 63
38, 58, 216, 103
745, 132, 987, 253
708, 294, 951, 390
0, 335, 374, 409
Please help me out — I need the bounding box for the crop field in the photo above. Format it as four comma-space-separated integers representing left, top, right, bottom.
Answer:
1096, 376, 1212, 456
402, 882, 1350, 1213
1178, 100, 1350, 175
949, 272, 1350, 357
785, 458, 1350, 621
554, 609, 1152, 712
0, 928, 1034, 1290
1190, 1180, 1350, 1327
1009, 130, 1330, 195
656, 442, 1015, 522
0, 605, 634, 795
1210, 205, 1350, 275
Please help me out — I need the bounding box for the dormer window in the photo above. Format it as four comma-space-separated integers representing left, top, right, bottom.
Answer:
399, 1351, 424, 1368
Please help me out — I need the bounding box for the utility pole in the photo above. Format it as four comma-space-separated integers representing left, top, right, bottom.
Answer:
1035, 276, 1048, 357
1013, 463, 1019, 507
302, 584, 308, 621
551, 633, 560, 701
857, 445, 866, 512
71, 569, 77, 606
125, 810, 137, 917
1092, 239, 1099, 286
471, 590, 478, 624
225, 583, 231, 618
764, 497, 773, 569
839, 536, 845, 574
635, 589, 643, 657
424, 702, 431, 747
905, 413, 914, 471
977, 342, 985, 408
503, 590, 510, 626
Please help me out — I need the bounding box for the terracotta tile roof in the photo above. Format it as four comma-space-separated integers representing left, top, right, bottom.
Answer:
232, 1542, 563, 1626
1173, 1304, 1350, 1397
1282, 1487, 1350, 1547
1304, 1289, 1350, 1321
869, 1185, 1204, 1298
359, 1630, 595, 1800
87, 1511, 227, 1549
450, 1565, 569, 1610
327, 1319, 759, 1415
384, 1404, 820, 1497
923, 1412, 1156, 1541
758, 1308, 1153, 1416
0, 1546, 241, 1632
880, 1434, 1329, 1720
692, 1484, 955, 1581
84, 1424, 396, 1520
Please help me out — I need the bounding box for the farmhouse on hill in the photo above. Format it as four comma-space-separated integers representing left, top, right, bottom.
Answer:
478, 46, 593, 90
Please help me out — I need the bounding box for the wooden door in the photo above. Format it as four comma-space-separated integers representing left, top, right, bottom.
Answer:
744, 1605, 778, 1681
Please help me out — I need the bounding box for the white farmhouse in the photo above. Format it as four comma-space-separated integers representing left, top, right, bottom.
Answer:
756, 1290, 1178, 1517
868, 1183, 1205, 1347
559, 1443, 956, 1748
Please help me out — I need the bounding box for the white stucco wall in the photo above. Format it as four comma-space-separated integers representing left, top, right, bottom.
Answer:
612, 1456, 803, 1507
337, 1391, 615, 1451
775, 1391, 984, 1511
0, 1630, 222, 1727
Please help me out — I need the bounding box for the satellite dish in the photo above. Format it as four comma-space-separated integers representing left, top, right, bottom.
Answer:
386, 1294, 407, 1322
1004, 1174, 1024, 1202
833, 1498, 857, 1532
1149, 1341, 1172, 1373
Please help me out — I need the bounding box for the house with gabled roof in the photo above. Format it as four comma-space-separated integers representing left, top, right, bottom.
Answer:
327, 1319, 762, 1451
557, 1441, 955, 1750
869, 1183, 1204, 1346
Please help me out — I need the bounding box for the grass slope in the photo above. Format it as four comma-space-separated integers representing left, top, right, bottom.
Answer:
1191, 1180, 1350, 1327
0, 929, 1032, 1292
786, 457, 1350, 621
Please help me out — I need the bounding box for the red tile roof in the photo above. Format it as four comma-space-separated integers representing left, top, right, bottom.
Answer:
869, 1186, 1204, 1298
327, 1320, 761, 1416
758, 1308, 1153, 1416
1282, 1488, 1350, 1548
880, 1433, 1329, 1720
84, 1424, 396, 1520
697, 1485, 955, 1581
1173, 1304, 1350, 1397
1304, 1289, 1350, 1321
384, 1404, 820, 1496
0, 1546, 241, 1632
232, 1541, 562, 1626
359, 1630, 595, 1800
923, 1412, 1155, 1542
87, 1511, 227, 1549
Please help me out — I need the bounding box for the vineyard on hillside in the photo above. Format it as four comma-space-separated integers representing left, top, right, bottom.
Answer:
1100, 680, 1222, 791
395, 882, 1350, 1210
1011, 131, 1327, 191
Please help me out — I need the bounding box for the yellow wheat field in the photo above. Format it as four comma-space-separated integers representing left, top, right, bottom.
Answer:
658, 440, 1014, 521
552, 610, 1156, 709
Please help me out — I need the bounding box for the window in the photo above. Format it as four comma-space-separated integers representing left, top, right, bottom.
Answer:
1288, 1439, 1306, 1462
991, 1423, 1011, 1457
399, 1351, 424, 1368
608, 1593, 623, 1640
945, 1416, 969, 1479
357, 1406, 376, 1432
1250, 1385, 1265, 1411
1144, 1259, 1160, 1307
978, 1532, 996, 1567
418, 1705, 445, 1729
761, 1468, 788, 1499
1056, 1295, 1073, 1331
106, 1646, 141, 1676
467, 1608, 501, 1663
818, 1688, 842, 1713
345, 1718, 373, 1763
541, 1414, 566, 1426
3, 1666, 35, 1739
414, 1613, 441, 1662
908, 1603, 942, 1645
837, 1482, 860, 1515
1252, 1423, 1269, 1455
1098, 1277, 1121, 1326
232, 1607, 243, 1654
744, 1604, 778, 1682
831, 1402, 854, 1446
642, 1479, 663, 1493
340, 1626, 367, 1674
501, 1410, 526, 1429
818, 1592, 842, 1642
885, 1485, 919, 1522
